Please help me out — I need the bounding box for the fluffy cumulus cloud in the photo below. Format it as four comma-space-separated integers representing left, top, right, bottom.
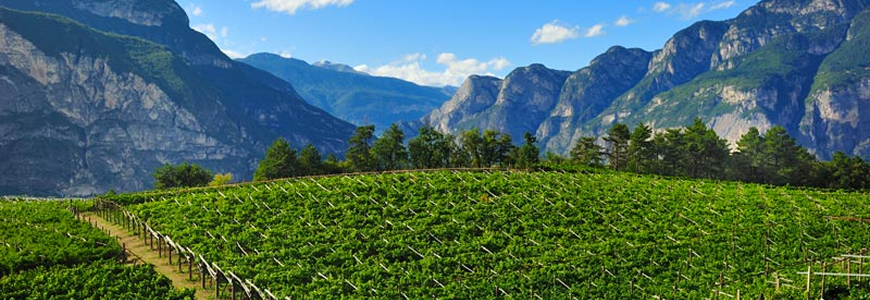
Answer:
615, 15, 633, 27
193, 24, 245, 59
222, 49, 246, 59
251, 0, 355, 15
191, 5, 203, 16
530, 20, 580, 45
192, 24, 218, 39
354, 53, 511, 87
651, 1, 736, 19
585, 24, 606, 37
653, 2, 672, 12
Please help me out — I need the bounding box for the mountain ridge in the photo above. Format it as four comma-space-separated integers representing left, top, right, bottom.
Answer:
239, 53, 453, 133
422, 0, 870, 159
0, 2, 355, 196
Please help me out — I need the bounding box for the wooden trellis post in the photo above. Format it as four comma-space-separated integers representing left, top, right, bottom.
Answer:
805, 264, 812, 300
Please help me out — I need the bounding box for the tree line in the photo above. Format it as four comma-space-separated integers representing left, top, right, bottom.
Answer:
153, 118, 870, 191
568, 118, 870, 190
251, 124, 541, 182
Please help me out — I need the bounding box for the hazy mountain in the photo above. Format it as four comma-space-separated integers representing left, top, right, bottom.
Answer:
0, 1, 355, 196
422, 0, 870, 159
240, 53, 453, 133
312, 60, 369, 76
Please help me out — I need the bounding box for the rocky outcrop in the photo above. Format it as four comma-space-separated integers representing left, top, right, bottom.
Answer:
0, 5, 355, 196
800, 9, 870, 158
420, 0, 870, 158
422, 65, 570, 142
539, 46, 652, 153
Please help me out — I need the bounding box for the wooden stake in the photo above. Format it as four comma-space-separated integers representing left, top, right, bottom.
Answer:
848, 260, 852, 288
806, 265, 812, 300
821, 262, 827, 298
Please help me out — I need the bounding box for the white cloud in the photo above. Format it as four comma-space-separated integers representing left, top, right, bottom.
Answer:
279, 51, 293, 58
710, 0, 736, 10
354, 53, 511, 87
530, 20, 580, 45
615, 15, 633, 27
193, 24, 231, 43
192, 24, 217, 40
652, 1, 737, 20
192, 5, 203, 16
585, 24, 606, 37
222, 49, 246, 59
653, 2, 672, 12
251, 0, 355, 15
260, 37, 268, 42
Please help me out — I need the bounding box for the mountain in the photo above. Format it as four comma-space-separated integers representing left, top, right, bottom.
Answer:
422, 0, 870, 159
312, 60, 368, 75
0, 1, 355, 196
239, 53, 453, 133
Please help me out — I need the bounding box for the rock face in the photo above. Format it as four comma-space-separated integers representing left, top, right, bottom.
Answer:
239, 53, 452, 134
422, 65, 570, 142
0, 3, 355, 196
422, 0, 870, 159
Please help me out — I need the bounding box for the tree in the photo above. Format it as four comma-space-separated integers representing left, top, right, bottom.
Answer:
409, 126, 458, 169
209, 173, 234, 187
254, 137, 298, 181
298, 143, 323, 176
653, 128, 685, 176
373, 124, 409, 171
323, 153, 345, 174
459, 128, 514, 168
460, 128, 485, 168
763, 126, 806, 185
570, 137, 604, 167
682, 118, 729, 179
827, 152, 870, 189
483, 130, 514, 167
513, 132, 540, 168
733, 127, 767, 182
347, 125, 377, 172
152, 162, 212, 189
627, 123, 654, 173
604, 123, 631, 171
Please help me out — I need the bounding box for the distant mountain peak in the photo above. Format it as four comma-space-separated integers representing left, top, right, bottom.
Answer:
313, 60, 369, 75
420, 0, 870, 160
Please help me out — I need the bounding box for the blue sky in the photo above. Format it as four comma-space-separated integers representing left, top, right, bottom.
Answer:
180, 0, 754, 87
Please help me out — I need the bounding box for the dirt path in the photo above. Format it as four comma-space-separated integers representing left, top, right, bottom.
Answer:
83, 212, 211, 300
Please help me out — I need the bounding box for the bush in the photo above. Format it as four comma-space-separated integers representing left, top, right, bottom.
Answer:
152, 162, 212, 189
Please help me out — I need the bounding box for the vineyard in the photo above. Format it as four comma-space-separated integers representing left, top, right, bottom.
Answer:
0, 198, 195, 299
99, 170, 870, 299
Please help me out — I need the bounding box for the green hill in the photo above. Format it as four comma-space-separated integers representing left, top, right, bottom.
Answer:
104, 170, 870, 299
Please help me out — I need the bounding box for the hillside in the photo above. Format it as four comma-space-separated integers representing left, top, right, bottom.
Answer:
0, 199, 194, 299
0, 1, 356, 196
240, 53, 453, 133
422, 0, 870, 159
104, 170, 870, 299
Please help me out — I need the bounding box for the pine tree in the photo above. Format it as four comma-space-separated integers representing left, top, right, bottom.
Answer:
570, 137, 604, 167
604, 123, 631, 171
373, 124, 409, 171
254, 137, 298, 181
298, 143, 323, 176
347, 125, 377, 172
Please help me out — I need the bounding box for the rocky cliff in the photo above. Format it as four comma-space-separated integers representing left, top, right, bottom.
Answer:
0, 3, 355, 196
423, 0, 870, 159
422, 65, 570, 142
